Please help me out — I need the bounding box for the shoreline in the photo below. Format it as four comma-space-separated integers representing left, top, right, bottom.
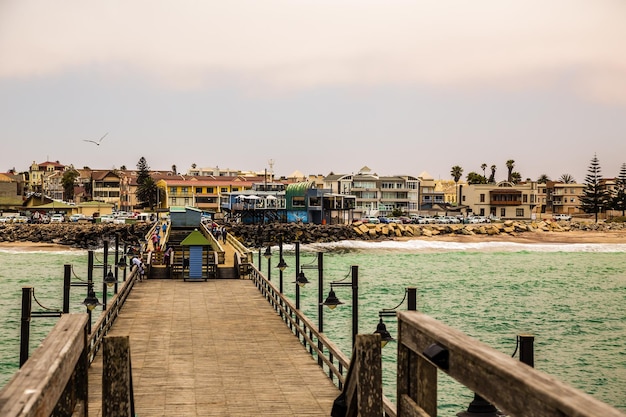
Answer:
1, 229, 625, 251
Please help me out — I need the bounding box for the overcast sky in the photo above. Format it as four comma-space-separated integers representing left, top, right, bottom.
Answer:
1, 0, 625, 183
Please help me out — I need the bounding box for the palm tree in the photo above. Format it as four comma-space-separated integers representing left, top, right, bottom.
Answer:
506, 159, 515, 182
559, 174, 575, 184
451, 165, 463, 205
481, 163, 487, 179
537, 174, 550, 184
171, 164, 177, 175
488, 165, 497, 183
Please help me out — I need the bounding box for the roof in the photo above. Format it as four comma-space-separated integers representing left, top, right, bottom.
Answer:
0, 173, 14, 183
180, 229, 211, 246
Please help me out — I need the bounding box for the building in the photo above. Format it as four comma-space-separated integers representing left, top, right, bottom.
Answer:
28, 160, 68, 196
462, 181, 539, 219
322, 166, 420, 219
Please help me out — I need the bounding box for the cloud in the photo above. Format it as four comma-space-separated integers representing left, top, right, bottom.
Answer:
1, 0, 626, 102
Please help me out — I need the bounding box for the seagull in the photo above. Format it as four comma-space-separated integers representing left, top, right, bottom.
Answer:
83, 132, 108, 146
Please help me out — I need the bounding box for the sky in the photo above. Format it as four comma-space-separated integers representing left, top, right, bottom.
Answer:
1, 0, 625, 183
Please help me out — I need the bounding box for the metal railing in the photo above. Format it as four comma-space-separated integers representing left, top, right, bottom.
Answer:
248, 266, 397, 416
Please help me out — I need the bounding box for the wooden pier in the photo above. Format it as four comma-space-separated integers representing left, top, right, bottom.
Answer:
87, 278, 340, 417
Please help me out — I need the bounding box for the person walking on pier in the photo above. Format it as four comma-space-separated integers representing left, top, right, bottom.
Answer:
131, 255, 145, 281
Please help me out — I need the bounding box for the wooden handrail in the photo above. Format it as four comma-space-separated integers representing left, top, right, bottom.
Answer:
397, 311, 626, 417
0, 314, 89, 417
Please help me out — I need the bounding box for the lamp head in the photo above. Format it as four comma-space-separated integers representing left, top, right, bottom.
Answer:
322, 288, 344, 310
104, 268, 117, 287
374, 318, 394, 348
295, 271, 310, 287
263, 246, 272, 259
117, 256, 127, 270
82, 292, 101, 311
276, 257, 288, 271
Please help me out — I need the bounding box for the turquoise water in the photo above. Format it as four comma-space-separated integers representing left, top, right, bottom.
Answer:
0, 247, 119, 387
2, 240, 626, 414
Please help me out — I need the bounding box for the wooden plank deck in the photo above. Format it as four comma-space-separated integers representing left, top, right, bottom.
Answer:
87, 278, 340, 417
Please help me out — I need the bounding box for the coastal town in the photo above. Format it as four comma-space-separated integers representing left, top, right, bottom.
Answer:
0, 156, 625, 226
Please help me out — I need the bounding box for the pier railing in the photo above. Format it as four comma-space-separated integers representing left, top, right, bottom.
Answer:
87, 266, 139, 363
249, 266, 397, 417
0, 314, 89, 417
396, 310, 626, 417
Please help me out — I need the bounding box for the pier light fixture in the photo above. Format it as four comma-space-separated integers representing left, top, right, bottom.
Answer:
276, 257, 288, 271
104, 266, 117, 287
117, 256, 127, 270
82, 290, 102, 311
322, 265, 358, 346
263, 246, 272, 259
374, 316, 395, 348
295, 270, 310, 287
372, 287, 417, 348
322, 287, 344, 309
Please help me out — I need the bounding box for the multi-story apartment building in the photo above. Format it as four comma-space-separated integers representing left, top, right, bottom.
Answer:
157, 175, 270, 214
461, 180, 539, 219
28, 160, 67, 196
322, 167, 420, 218
539, 181, 585, 217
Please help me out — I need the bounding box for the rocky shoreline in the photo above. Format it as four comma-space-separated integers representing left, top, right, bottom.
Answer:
0, 223, 153, 248
1, 220, 624, 249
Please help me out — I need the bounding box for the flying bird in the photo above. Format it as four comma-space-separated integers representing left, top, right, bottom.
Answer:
83, 132, 108, 146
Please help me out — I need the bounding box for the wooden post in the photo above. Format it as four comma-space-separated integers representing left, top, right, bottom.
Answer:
102, 336, 134, 417
19, 287, 33, 367
519, 334, 535, 367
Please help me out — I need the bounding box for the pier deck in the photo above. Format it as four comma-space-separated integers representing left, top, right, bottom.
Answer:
87, 278, 339, 417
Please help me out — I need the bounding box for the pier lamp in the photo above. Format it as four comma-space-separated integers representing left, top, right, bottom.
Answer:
276, 235, 288, 294
373, 287, 417, 348
117, 256, 127, 270
322, 265, 358, 347
104, 266, 117, 288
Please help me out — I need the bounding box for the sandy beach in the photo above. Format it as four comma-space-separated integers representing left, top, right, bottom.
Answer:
1, 229, 625, 251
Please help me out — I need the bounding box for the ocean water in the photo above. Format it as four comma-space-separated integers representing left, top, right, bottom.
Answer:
1, 240, 626, 414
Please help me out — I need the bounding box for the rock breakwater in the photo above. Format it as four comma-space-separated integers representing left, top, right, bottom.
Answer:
0, 223, 153, 248
227, 219, 625, 248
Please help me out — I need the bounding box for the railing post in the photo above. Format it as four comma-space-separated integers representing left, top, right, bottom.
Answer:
19, 286, 33, 367
317, 252, 324, 367
102, 240, 108, 311
519, 334, 534, 367
102, 335, 135, 417
63, 264, 71, 314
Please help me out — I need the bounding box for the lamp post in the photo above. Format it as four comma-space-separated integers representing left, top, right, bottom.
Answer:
373, 287, 417, 348
276, 235, 288, 294
263, 245, 272, 281
322, 264, 358, 347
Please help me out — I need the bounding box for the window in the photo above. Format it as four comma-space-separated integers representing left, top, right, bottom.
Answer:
181, 187, 188, 194
500, 208, 506, 217
516, 208, 524, 217
221, 188, 228, 193
195, 187, 202, 193
292, 196, 305, 207
480, 194, 485, 202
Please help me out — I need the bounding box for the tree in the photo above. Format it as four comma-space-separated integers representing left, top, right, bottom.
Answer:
537, 174, 550, 184
451, 165, 463, 204
510, 172, 522, 184
611, 163, 626, 216
135, 157, 158, 209
120, 165, 127, 170
559, 174, 575, 184
191, 163, 197, 169
579, 154, 611, 222
488, 165, 496, 183
171, 164, 177, 175
61, 169, 79, 201
506, 159, 515, 182
481, 163, 487, 179
466, 172, 486, 184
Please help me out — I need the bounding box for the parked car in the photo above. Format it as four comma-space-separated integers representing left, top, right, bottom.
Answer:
50, 214, 65, 223
69, 214, 86, 222
553, 214, 572, 221
377, 216, 390, 224
99, 215, 115, 223
364, 216, 381, 224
